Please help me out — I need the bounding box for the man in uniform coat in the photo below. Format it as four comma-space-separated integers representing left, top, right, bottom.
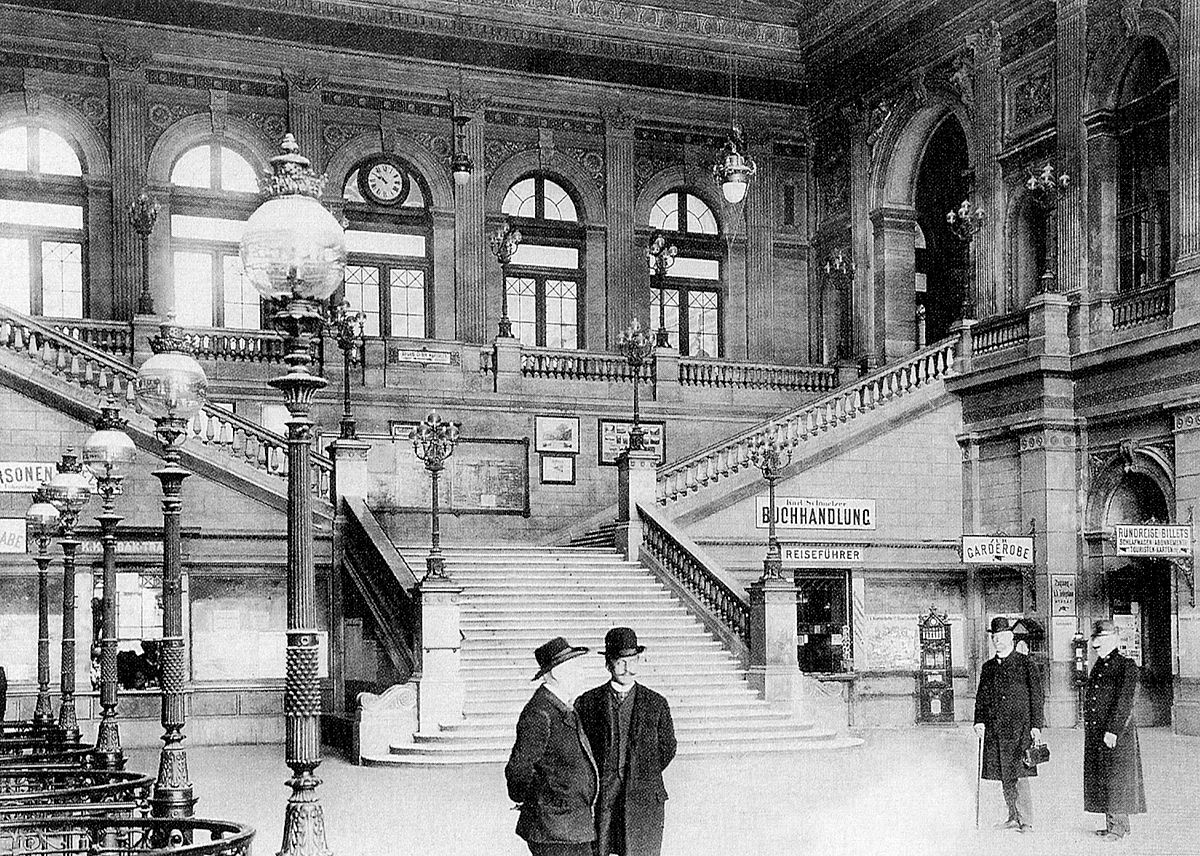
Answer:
576, 627, 677, 856
506, 636, 599, 856
973, 616, 1044, 833
1084, 619, 1146, 841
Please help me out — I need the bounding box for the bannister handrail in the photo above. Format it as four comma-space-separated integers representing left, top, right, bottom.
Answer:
0, 817, 255, 855
0, 769, 153, 804
343, 496, 419, 594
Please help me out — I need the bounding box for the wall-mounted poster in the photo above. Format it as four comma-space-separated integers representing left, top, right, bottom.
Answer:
597, 419, 666, 466
534, 415, 580, 454
540, 454, 575, 485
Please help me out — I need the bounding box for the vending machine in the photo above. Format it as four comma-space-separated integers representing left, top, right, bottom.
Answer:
917, 606, 955, 723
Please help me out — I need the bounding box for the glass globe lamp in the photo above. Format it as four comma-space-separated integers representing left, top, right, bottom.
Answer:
44, 459, 91, 517
713, 128, 757, 205
26, 489, 61, 543
135, 347, 208, 423
83, 414, 136, 481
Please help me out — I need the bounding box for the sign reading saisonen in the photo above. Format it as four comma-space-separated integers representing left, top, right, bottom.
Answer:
0, 462, 57, 493
961, 535, 1034, 565
755, 497, 875, 530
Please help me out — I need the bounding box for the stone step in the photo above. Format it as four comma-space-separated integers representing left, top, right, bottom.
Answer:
465, 688, 762, 707
462, 616, 699, 628
448, 706, 795, 728
460, 662, 743, 677
463, 635, 723, 650
410, 724, 822, 747
465, 606, 689, 619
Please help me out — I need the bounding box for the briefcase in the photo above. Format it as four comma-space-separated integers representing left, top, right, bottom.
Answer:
1022, 742, 1050, 768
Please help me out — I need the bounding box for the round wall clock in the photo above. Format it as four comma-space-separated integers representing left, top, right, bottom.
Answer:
357, 155, 410, 207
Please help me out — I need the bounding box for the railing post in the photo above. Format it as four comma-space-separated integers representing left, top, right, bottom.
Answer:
327, 436, 371, 719
949, 319, 975, 374
1025, 292, 1069, 357
835, 358, 859, 388
415, 576, 464, 735
131, 314, 160, 368
492, 336, 522, 393
652, 346, 679, 406
747, 575, 801, 711
616, 450, 659, 560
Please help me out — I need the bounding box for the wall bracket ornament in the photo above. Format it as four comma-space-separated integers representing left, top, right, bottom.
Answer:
1120, 0, 1145, 38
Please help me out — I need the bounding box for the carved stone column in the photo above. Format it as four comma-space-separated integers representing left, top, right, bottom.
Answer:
1083, 110, 1119, 346
604, 108, 637, 348
844, 106, 874, 365
745, 140, 775, 361
105, 47, 149, 320
971, 24, 1003, 317
868, 206, 918, 362
1176, 0, 1200, 306
453, 92, 487, 342
284, 72, 326, 173
1055, 0, 1087, 296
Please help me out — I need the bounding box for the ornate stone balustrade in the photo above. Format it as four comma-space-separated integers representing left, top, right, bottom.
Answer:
521, 347, 649, 382
44, 317, 133, 359
972, 310, 1030, 355
181, 326, 287, 363
1113, 282, 1173, 330
657, 336, 958, 504
679, 357, 836, 392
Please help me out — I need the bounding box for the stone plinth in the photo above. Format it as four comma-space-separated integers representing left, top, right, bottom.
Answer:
492, 336, 522, 393
415, 576, 464, 735
616, 448, 659, 560
748, 576, 800, 710
327, 437, 371, 502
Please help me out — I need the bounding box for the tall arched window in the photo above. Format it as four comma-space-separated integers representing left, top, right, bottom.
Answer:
1116, 39, 1173, 292
342, 156, 433, 338
169, 143, 261, 328
0, 123, 86, 317
647, 189, 721, 357
500, 175, 583, 349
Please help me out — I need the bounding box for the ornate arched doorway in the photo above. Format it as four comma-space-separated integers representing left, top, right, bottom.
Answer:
913, 117, 970, 343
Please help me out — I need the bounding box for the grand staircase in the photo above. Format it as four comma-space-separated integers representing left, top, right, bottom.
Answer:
362, 544, 858, 765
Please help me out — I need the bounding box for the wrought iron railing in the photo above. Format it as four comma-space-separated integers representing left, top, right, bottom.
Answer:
0, 748, 94, 768
678, 357, 836, 392
1113, 282, 1173, 330
0, 769, 152, 812
658, 336, 958, 504
972, 310, 1029, 355
0, 817, 254, 855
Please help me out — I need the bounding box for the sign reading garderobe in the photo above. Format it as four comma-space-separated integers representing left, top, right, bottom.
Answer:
961, 535, 1034, 564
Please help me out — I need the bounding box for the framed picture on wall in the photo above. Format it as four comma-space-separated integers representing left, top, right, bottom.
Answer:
597, 419, 666, 466
540, 454, 576, 485
534, 415, 580, 454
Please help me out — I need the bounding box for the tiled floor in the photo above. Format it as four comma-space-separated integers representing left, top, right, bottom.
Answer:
126, 725, 1199, 856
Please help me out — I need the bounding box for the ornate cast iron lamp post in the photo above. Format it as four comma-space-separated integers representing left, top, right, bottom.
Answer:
618, 318, 654, 453
1025, 164, 1070, 294
240, 133, 346, 856
489, 217, 522, 339
130, 189, 161, 316
647, 233, 678, 349
822, 250, 855, 362
25, 490, 60, 733
409, 411, 461, 581
83, 398, 136, 769
750, 430, 792, 581
328, 299, 365, 441
43, 450, 92, 743
135, 317, 208, 819
946, 199, 986, 318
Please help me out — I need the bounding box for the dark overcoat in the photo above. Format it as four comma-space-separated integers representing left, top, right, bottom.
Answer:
576, 683, 677, 856
505, 684, 599, 845
1083, 651, 1146, 815
973, 651, 1044, 782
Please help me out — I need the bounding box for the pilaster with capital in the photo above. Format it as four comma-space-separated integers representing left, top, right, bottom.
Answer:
454, 93, 487, 342
284, 72, 326, 173
868, 205, 917, 362
605, 108, 637, 348
844, 105, 874, 365
1171, 405, 1200, 732
1054, 0, 1087, 296
970, 23, 1002, 317
745, 140, 775, 361
105, 48, 149, 320
1176, 0, 1200, 303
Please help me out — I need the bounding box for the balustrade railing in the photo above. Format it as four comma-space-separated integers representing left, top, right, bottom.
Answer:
0, 769, 152, 810
521, 348, 649, 382
1113, 282, 1173, 330
181, 326, 287, 363
658, 336, 958, 504
43, 317, 133, 359
679, 357, 836, 392
0, 305, 332, 504
0, 817, 254, 855
972, 310, 1029, 355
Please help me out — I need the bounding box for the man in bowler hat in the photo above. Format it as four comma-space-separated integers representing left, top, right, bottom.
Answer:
575, 627, 677, 856
1084, 619, 1146, 841
973, 616, 1044, 833
506, 636, 599, 856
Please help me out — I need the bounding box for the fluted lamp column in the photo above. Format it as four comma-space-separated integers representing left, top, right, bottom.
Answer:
618, 319, 654, 452
489, 217, 522, 339
1025, 164, 1070, 294
83, 398, 137, 770
328, 299, 365, 441
946, 199, 986, 319
409, 411, 461, 581
134, 318, 208, 821
750, 430, 792, 582
43, 451, 92, 743
240, 133, 346, 856
25, 490, 60, 733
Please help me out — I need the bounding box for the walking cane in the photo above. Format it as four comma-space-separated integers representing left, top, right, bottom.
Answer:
974, 732, 984, 830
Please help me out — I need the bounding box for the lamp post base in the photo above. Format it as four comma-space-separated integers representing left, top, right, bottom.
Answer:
280, 768, 332, 856
93, 716, 126, 770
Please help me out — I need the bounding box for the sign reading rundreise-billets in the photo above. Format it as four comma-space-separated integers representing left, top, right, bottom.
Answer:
1114, 524, 1192, 556
961, 535, 1034, 565
781, 545, 864, 564
755, 497, 875, 530
0, 462, 58, 493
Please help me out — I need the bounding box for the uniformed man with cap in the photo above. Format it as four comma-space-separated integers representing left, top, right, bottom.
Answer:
1083, 618, 1146, 842
973, 616, 1044, 833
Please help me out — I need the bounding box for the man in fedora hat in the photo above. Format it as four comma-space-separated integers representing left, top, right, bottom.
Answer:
506, 636, 599, 856
575, 627, 677, 856
1083, 619, 1145, 841
973, 616, 1044, 833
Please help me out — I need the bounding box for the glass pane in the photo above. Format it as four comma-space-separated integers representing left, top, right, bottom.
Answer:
667, 256, 720, 280
0, 199, 84, 229
345, 230, 426, 258
0, 237, 31, 313
688, 290, 720, 358
687, 193, 718, 234
173, 251, 215, 326
171, 145, 212, 188
171, 214, 245, 243
502, 178, 537, 218
402, 175, 426, 209
544, 279, 577, 349
222, 255, 260, 330
343, 169, 365, 203
0, 127, 28, 171
649, 287, 680, 350
344, 265, 381, 336
40, 241, 83, 318
649, 194, 678, 231
37, 129, 82, 176
510, 243, 579, 269
389, 268, 426, 338
542, 180, 578, 222
507, 276, 537, 346
219, 147, 259, 193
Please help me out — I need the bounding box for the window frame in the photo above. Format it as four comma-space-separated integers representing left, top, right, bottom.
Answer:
503, 223, 585, 349
341, 204, 435, 340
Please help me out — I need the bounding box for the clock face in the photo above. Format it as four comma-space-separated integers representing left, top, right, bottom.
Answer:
359, 158, 409, 206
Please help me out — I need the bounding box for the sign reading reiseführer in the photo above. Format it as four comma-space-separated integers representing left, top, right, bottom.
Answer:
1114, 524, 1192, 557
755, 497, 875, 530
781, 545, 864, 564
0, 462, 58, 493
0, 518, 25, 553
961, 534, 1034, 565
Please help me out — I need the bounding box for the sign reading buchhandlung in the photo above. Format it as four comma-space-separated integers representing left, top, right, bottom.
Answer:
756, 497, 875, 530
961, 535, 1034, 565
1114, 524, 1192, 557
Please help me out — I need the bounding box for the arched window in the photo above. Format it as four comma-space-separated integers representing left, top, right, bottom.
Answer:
341, 156, 432, 338
168, 143, 261, 328
0, 123, 86, 318
1116, 39, 1173, 292
500, 175, 582, 348
647, 190, 722, 357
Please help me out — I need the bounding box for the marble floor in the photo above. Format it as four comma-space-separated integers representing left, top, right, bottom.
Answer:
126, 725, 1199, 856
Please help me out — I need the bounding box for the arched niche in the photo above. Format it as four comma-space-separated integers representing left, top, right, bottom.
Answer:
633, 166, 727, 234
146, 113, 274, 186
1085, 15, 1180, 116
0, 92, 111, 179
485, 149, 604, 227
1004, 185, 1046, 311
870, 92, 979, 211
1086, 444, 1176, 532
325, 131, 454, 214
